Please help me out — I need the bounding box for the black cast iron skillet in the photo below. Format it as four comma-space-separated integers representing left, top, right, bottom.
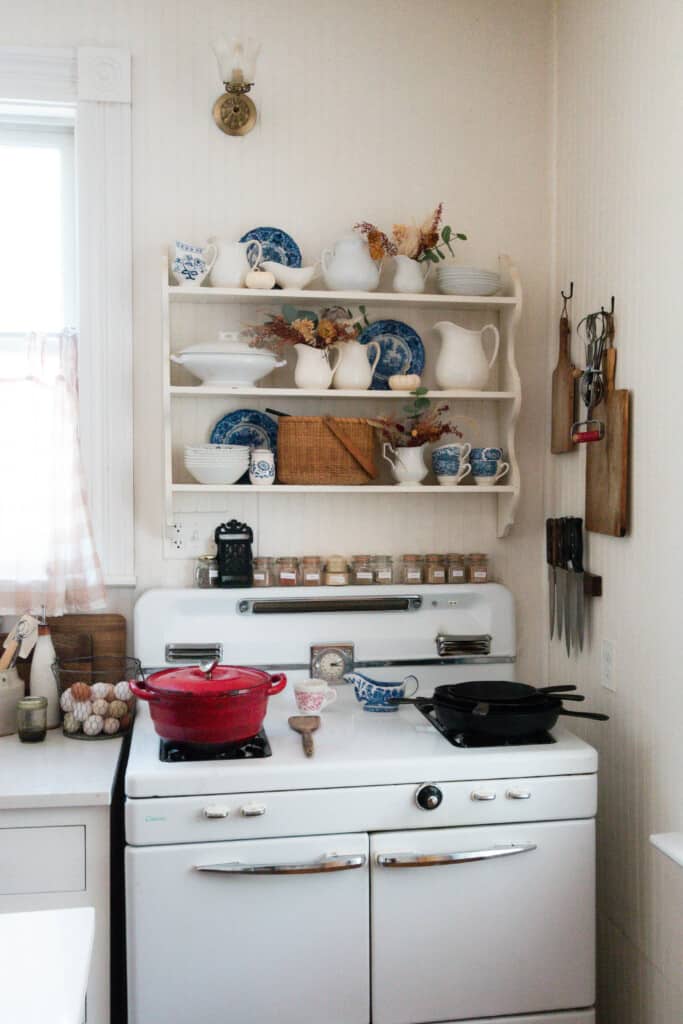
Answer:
434, 681, 584, 705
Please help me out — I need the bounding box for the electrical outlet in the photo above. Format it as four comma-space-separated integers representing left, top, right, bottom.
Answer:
601, 638, 616, 692
168, 523, 184, 552
164, 516, 216, 559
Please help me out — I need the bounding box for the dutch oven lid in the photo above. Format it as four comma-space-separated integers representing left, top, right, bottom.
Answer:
145, 660, 273, 698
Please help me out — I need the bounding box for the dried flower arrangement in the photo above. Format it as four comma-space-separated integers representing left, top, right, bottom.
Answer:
355, 204, 467, 263
370, 388, 463, 448
248, 304, 368, 355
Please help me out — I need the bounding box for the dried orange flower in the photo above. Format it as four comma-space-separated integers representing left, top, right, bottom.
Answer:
292, 318, 315, 343
393, 223, 421, 259
317, 318, 336, 341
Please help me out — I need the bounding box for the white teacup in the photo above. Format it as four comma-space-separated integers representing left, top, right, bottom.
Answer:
294, 679, 337, 714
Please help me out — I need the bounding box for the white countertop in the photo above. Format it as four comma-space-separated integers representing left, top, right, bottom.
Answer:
0, 728, 123, 809
0, 907, 94, 1024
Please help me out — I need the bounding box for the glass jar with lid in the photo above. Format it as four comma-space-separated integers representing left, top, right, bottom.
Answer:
425, 554, 446, 585
351, 555, 374, 585
446, 553, 467, 584
252, 557, 275, 587
373, 556, 394, 585
17, 696, 48, 743
194, 554, 218, 589
399, 554, 424, 585
324, 556, 349, 586
468, 553, 490, 584
276, 557, 300, 587
301, 556, 324, 587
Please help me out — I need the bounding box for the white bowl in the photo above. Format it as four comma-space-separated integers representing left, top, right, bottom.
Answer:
172, 346, 285, 386
185, 460, 249, 485
261, 262, 318, 289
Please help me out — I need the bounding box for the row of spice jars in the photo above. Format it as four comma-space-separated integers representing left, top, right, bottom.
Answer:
246, 553, 490, 587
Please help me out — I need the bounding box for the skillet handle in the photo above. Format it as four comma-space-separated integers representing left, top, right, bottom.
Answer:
129, 678, 160, 702
558, 708, 609, 721
538, 685, 577, 693
267, 673, 287, 696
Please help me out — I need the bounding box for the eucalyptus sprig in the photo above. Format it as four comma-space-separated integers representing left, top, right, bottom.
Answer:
419, 225, 468, 264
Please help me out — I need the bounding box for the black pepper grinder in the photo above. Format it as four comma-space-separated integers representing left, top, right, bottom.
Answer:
215, 520, 254, 588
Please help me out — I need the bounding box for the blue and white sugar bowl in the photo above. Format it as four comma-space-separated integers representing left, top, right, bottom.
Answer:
345, 672, 419, 712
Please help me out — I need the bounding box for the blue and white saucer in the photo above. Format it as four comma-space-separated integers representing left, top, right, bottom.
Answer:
239, 227, 302, 268
358, 320, 425, 390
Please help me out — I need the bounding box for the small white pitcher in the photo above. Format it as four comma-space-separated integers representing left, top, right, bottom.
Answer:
332, 339, 380, 390
209, 238, 264, 288
433, 321, 500, 389
382, 443, 429, 486
294, 344, 340, 390
392, 255, 430, 294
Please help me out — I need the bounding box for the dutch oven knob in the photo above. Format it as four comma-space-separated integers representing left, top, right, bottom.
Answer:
415, 783, 443, 811
200, 658, 219, 679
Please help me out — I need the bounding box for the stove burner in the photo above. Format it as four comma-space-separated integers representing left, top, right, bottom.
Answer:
417, 704, 556, 748
159, 730, 272, 763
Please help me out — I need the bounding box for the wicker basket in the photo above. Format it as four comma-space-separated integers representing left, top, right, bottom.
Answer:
277, 417, 378, 485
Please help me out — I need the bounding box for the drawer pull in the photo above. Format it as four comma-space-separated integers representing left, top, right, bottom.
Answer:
506, 788, 531, 800
470, 790, 496, 801
196, 853, 366, 875
376, 843, 537, 868
203, 805, 230, 820
240, 804, 266, 817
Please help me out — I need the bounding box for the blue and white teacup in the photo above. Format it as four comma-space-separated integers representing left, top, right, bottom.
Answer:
432, 443, 471, 486
470, 446, 503, 462
171, 240, 217, 287
471, 458, 510, 486
345, 672, 419, 712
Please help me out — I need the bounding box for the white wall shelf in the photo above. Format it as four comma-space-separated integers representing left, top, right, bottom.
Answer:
650, 833, 683, 869
162, 251, 523, 541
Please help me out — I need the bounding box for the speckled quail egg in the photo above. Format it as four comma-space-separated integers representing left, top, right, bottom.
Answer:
63, 712, 81, 734
108, 699, 128, 719
103, 717, 120, 735
83, 714, 104, 736
114, 680, 132, 702
60, 690, 75, 713
72, 700, 93, 723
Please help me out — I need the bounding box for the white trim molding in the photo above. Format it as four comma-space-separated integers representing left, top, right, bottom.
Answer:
0, 46, 135, 588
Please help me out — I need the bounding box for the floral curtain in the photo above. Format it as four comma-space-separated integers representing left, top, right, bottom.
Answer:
0, 332, 105, 615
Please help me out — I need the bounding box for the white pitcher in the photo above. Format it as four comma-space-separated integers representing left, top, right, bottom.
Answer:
320, 236, 381, 291
433, 321, 500, 389
294, 344, 340, 390
392, 255, 430, 294
209, 238, 263, 288
332, 339, 380, 390
382, 443, 429, 486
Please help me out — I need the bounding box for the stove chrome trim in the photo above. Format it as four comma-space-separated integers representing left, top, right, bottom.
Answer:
195, 853, 367, 875
165, 643, 223, 663
153, 654, 514, 673
436, 634, 492, 656
376, 843, 536, 868
237, 595, 422, 615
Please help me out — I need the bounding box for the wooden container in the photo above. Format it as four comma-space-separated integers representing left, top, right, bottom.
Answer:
277, 417, 378, 485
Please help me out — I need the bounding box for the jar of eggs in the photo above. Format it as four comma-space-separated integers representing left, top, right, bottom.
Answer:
51, 656, 141, 740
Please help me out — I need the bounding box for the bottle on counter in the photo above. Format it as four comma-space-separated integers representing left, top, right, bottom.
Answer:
29, 618, 59, 729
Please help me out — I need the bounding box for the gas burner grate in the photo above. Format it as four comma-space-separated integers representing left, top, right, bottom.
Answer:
416, 703, 556, 748
159, 730, 272, 763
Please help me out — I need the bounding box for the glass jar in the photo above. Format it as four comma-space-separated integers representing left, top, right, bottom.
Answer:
252, 557, 275, 587
425, 554, 446, 585
400, 554, 424, 585
17, 696, 48, 743
194, 553, 218, 589
276, 557, 300, 587
351, 555, 374, 585
301, 557, 323, 587
446, 553, 467, 584
324, 556, 349, 586
373, 556, 394, 585
468, 553, 490, 584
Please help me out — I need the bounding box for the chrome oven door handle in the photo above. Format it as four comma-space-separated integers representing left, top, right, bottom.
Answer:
376, 843, 536, 868
195, 853, 367, 876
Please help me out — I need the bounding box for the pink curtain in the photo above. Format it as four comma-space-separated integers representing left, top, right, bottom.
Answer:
0, 333, 106, 614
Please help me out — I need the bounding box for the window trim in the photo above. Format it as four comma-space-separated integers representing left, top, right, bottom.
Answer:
0, 47, 134, 587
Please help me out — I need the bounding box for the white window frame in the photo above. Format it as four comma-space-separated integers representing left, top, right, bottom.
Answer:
0, 47, 134, 586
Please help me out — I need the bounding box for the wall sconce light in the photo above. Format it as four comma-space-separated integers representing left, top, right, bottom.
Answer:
211, 36, 261, 137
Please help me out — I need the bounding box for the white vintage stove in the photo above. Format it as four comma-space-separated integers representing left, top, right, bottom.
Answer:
126, 584, 597, 1024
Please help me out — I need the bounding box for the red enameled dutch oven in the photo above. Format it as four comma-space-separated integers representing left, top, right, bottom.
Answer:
129, 660, 287, 745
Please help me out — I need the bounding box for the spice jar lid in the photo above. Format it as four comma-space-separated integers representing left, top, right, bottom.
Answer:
325, 555, 348, 570
469, 553, 487, 560
17, 696, 47, 709
425, 553, 444, 561
301, 556, 322, 563
198, 553, 216, 562
402, 554, 422, 561
446, 552, 465, 559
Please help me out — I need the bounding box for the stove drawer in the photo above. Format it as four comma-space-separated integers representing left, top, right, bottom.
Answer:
126, 773, 596, 845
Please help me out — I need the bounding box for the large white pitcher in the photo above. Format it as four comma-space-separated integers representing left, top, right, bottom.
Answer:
332, 339, 380, 390
209, 238, 263, 287
320, 236, 380, 291
433, 321, 500, 389
294, 344, 340, 390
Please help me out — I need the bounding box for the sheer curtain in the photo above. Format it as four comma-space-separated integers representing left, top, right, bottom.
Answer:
0, 332, 105, 614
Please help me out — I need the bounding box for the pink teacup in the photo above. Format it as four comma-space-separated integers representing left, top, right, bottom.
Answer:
294, 680, 337, 714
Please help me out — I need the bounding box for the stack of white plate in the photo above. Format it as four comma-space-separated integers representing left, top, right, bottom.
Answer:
184, 444, 250, 485
437, 266, 501, 296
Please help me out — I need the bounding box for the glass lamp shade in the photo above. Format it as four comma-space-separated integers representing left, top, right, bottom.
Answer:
212, 35, 261, 85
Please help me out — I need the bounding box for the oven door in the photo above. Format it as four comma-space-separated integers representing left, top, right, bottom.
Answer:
370, 820, 595, 1024
126, 833, 369, 1024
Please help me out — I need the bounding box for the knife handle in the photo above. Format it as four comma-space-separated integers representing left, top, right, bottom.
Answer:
546, 518, 553, 566
558, 517, 570, 569
569, 517, 584, 573
550, 518, 560, 568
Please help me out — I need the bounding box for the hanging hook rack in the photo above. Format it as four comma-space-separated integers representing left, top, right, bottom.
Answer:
560, 281, 574, 318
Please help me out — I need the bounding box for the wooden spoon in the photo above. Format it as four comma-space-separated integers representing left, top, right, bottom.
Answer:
288, 715, 320, 757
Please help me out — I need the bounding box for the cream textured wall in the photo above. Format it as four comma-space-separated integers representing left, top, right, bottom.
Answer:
548, 0, 683, 1019
0, 0, 553, 679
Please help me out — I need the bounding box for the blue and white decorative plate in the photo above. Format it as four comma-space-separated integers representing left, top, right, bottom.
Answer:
210, 410, 278, 482
359, 320, 425, 390
239, 227, 302, 268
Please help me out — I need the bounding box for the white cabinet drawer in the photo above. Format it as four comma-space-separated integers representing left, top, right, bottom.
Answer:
0, 826, 85, 895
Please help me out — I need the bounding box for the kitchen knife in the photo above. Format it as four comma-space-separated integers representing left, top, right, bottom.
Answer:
546, 518, 556, 641
553, 519, 566, 645
559, 518, 574, 656
570, 517, 585, 652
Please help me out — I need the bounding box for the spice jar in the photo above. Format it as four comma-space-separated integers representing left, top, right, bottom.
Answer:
276, 557, 300, 587
373, 556, 394, 585
194, 553, 218, 589
425, 554, 446, 585
351, 555, 374, 585
400, 554, 424, 585
446, 553, 467, 584
252, 557, 275, 587
324, 556, 350, 586
468, 553, 490, 583
301, 557, 323, 587
17, 696, 48, 743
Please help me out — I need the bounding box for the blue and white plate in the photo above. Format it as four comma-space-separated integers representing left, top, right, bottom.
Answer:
210, 410, 278, 482
239, 227, 302, 268
359, 320, 425, 390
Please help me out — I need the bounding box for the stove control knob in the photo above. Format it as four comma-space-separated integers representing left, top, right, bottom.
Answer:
203, 805, 230, 819
415, 784, 443, 810
240, 803, 266, 817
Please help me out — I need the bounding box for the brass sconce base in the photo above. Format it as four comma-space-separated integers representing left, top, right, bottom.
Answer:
213, 91, 257, 136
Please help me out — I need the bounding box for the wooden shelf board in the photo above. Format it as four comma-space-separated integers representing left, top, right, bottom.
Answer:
169, 386, 516, 400
172, 484, 516, 495
167, 285, 517, 310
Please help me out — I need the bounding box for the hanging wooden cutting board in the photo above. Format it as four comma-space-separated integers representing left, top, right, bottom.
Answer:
551, 312, 578, 453
585, 344, 630, 536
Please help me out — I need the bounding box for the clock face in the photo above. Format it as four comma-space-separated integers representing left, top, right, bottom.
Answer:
310, 644, 354, 683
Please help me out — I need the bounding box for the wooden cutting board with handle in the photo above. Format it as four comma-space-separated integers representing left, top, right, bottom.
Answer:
586, 344, 630, 536
551, 311, 579, 453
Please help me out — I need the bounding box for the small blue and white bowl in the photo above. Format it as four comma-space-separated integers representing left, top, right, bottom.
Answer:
470, 447, 503, 462
345, 672, 419, 712
471, 458, 510, 486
